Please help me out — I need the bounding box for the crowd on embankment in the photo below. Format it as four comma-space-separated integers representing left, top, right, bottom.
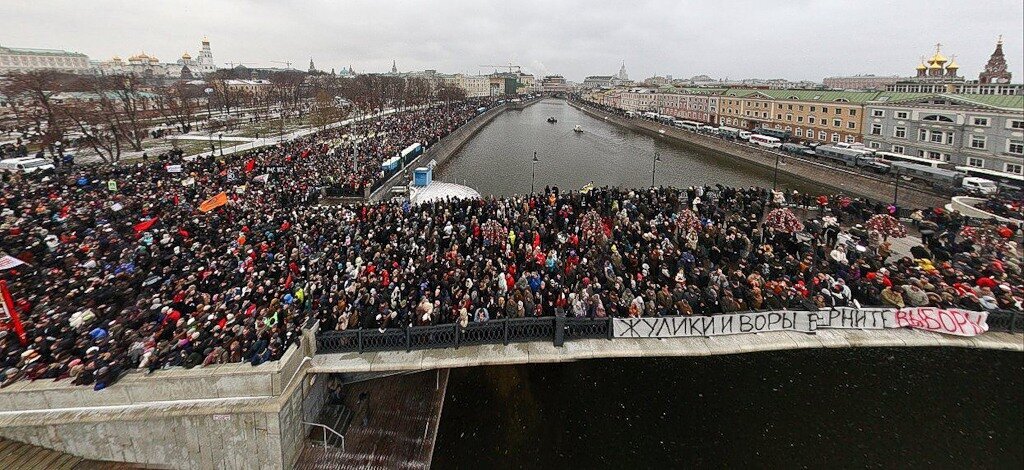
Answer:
0, 97, 1021, 389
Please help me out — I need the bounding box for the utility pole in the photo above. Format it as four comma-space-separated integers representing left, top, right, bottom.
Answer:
652, 152, 661, 187
531, 152, 539, 194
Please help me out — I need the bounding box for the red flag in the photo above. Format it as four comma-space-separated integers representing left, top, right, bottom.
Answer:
133, 217, 159, 233
284, 273, 293, 290
244, 159, 255, 173
0, 281, 27, 346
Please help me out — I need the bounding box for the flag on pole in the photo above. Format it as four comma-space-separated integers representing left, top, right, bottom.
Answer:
199, 192, 229, 212
244, 159, 255, 173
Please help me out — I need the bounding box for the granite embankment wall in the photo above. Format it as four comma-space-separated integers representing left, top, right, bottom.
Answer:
0, 326, 317, 469
568, 100, 949, 209
367, 98, 541, 202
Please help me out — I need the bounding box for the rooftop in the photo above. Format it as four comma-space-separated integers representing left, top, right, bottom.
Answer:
0, 45, 88, 57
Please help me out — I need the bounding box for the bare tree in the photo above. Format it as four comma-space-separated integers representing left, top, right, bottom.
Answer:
155, 82, 202, 133
0, 71, 74, 152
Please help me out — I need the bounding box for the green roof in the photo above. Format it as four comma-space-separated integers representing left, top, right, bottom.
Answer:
870, 92, 935, 104
0, 46, 87, 57
755, 89, 881, 103
952, 93, 1024, 110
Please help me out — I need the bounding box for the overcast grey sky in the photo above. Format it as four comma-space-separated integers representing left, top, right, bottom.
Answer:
6, 0, 1023, 82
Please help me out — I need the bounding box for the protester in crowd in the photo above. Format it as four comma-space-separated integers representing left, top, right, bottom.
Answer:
0, 102, 1021, 389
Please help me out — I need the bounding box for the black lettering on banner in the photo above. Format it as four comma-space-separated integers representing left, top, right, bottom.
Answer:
641, 318, 660, 338
754, 314, 767, 331
719, 316, 733, 335
783, 312, 795, 330
739, 314, 753, 333
619, 318, 640, 338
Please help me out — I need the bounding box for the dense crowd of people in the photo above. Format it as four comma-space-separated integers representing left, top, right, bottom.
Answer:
0, 99, 1020, 389
325, 100, 493, 196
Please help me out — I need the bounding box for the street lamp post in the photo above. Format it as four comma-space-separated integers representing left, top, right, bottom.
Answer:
651, 152, 661, 187
204, 87, 214, 120
531, 152, 539, 195
218, 133, 223, 157
772, 152, 780, 191
892, 168, 901, 207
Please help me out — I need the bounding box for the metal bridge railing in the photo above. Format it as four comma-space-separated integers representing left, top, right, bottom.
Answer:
315, 309, 1021, 354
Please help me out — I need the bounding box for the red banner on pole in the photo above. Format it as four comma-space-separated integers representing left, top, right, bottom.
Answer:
0, 281, 27, 346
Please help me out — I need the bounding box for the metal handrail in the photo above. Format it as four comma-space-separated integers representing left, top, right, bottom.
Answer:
316, 308, 1021, 354
302, 421, 345, 452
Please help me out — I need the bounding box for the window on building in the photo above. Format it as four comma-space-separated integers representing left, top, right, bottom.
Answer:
848, 122, 856, 129
923, 114, 954, 122
1006, 162, 1023, 175
808, 117, 816, 124
833, 119, 841, 127
896, 111, 909, 119
810, 106, 816, 112
831, 133, 839, 142
970, 135, 986, 149
1009, 120, 1024, 130
892, 145, 905, 154
846, 135, 856, 143
919, 129, 928, 141
869, 141, 881, 149
972, 117, 989, 126
918, 150, 926, 157
1009, 140, 1024, 155
798, 105, 804, 111
928, 151, 943, 161
967, 157, 984, 167
870, 124, 882, 135
946, 134, 954, 145
786, 114, 792, 121
930, 132, 944, 144
894, 127, 906, 138
819, 131, 826, 140
797, 116, 804, 123
776, 114, 782, 119
849, 109, 857, 116
835, 108, 842, 115
795, 129, 803, 137
871, 109, 884, 117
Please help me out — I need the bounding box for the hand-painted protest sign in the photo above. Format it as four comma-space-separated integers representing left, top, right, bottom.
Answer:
613, 307, 992, 339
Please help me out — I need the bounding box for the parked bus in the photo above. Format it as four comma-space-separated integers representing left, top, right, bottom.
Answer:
874, 151, 943, 168
890, 161, 966, 190
749, 134, 782, 148
752, 127, 791, 142
673, 120, 701, 131
698, 124, 719, 134
717, 126, 741, 138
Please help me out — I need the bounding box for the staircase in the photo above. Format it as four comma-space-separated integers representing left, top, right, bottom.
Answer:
307, 402, 354, 449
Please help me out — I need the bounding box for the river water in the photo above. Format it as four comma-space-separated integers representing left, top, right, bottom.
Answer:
428, 99, 1023, 468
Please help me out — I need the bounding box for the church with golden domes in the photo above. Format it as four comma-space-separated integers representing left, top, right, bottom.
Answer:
887, 38, 1021, 95
94, 38, 216, 80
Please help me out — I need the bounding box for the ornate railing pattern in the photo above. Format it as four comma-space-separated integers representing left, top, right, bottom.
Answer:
315, 310, 1021, 354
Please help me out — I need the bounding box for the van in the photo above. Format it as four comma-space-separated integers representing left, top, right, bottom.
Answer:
737, 131, 752, 140
961, 177, 999, 195
0, 157, 55, 173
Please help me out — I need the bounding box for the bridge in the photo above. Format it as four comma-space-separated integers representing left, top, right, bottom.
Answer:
0, 309, 1019, 468
309, 311, 1023, 374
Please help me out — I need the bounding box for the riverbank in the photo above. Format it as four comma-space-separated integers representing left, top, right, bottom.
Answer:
366, 98, 542, 202
567, 100, 948, 209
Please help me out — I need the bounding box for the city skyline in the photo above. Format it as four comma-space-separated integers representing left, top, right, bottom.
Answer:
5, 0, 1024, 82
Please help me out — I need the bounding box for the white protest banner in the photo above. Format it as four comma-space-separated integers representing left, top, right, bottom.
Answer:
885, 307, 988, 337
614, 310, 815, 338
0, 255, 26, 270
814, 307, 891, 330
253, 174, 269, 183
614, 307, 993, 339
167, 164, 183, 173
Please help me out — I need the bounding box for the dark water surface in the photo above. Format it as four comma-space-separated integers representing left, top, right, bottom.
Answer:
438, 98, 816, 196
429, 100, 1023, 468
431, 349, 1023, 469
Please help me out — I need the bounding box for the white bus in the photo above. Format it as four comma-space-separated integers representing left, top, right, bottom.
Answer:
698, 124, 719, 134
717, 126, 741, 138
749, 134, 782, 148
673, 120, 701, 131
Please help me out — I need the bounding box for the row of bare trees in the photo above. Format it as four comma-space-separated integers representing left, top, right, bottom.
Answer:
2, 69, 468, 164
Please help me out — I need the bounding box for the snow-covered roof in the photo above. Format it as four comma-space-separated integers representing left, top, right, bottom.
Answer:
409, 182, 481, 205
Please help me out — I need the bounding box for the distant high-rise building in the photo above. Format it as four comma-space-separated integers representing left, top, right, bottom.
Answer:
617, 61, 629, 81
0, 45, 91, 74
309, 58, 316, 73
391, 59, 398, 74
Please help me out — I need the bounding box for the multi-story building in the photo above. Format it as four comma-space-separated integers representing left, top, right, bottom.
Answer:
824, 75, 902, 91
583, 75, 615, 89
541, 75, 568, 93
0, 45, 91, 74
717, 89, 877, 143
862, 93, 1024, 181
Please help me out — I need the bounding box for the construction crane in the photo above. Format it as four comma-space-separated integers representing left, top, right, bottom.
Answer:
224, 61, 255, 68
270, 61, 293, 69
480, 63, 522, 74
